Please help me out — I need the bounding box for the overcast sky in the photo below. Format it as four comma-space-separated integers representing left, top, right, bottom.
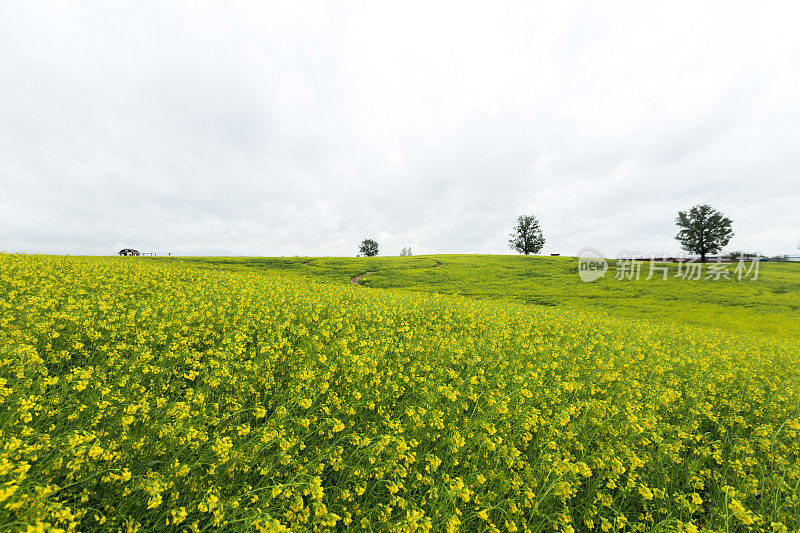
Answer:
1, 2, 798, 257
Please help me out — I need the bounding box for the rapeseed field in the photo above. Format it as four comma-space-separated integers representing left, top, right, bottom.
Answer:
1, 254, 798, 532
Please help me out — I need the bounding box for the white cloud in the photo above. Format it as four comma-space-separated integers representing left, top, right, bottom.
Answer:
1, 1, 798, 257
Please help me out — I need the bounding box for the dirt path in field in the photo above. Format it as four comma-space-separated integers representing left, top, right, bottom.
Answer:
350, 260, 442, 286
350, 272, 376, 285
303, 259, 442, 287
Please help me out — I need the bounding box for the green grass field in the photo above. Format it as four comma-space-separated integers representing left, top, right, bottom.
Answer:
2, 253, 799, 532
172, 254, 800, 341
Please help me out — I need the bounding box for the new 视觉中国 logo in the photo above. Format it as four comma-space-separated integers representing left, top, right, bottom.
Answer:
578, 248, 608, 282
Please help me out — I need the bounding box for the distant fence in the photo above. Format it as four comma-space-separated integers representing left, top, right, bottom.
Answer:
625, 256, 800, 263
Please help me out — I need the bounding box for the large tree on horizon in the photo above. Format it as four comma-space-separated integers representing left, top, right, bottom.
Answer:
675, 204, 734, 262
359, 239, 379, 257
509, 215, 545, 255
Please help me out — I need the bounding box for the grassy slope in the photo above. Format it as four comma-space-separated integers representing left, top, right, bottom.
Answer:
162, 255, 800, 341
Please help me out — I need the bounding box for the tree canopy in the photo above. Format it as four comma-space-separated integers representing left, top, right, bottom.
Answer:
359, 239, 379, 257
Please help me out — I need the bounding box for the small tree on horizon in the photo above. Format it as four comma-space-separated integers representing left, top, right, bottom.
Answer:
509, 215, 545, 255
400, 247, 413, 256
675, 204, 734, 263
359, 239, 379, 257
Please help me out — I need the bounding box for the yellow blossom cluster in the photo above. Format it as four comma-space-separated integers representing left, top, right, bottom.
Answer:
0, 254, 798, 531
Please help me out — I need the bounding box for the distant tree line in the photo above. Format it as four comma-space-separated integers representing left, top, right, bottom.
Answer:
362, 203, 788, 259
356, 240, 414, 257
507, 204, 739, 261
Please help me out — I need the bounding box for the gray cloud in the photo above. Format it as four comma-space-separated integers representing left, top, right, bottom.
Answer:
1, 1, 798, 257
